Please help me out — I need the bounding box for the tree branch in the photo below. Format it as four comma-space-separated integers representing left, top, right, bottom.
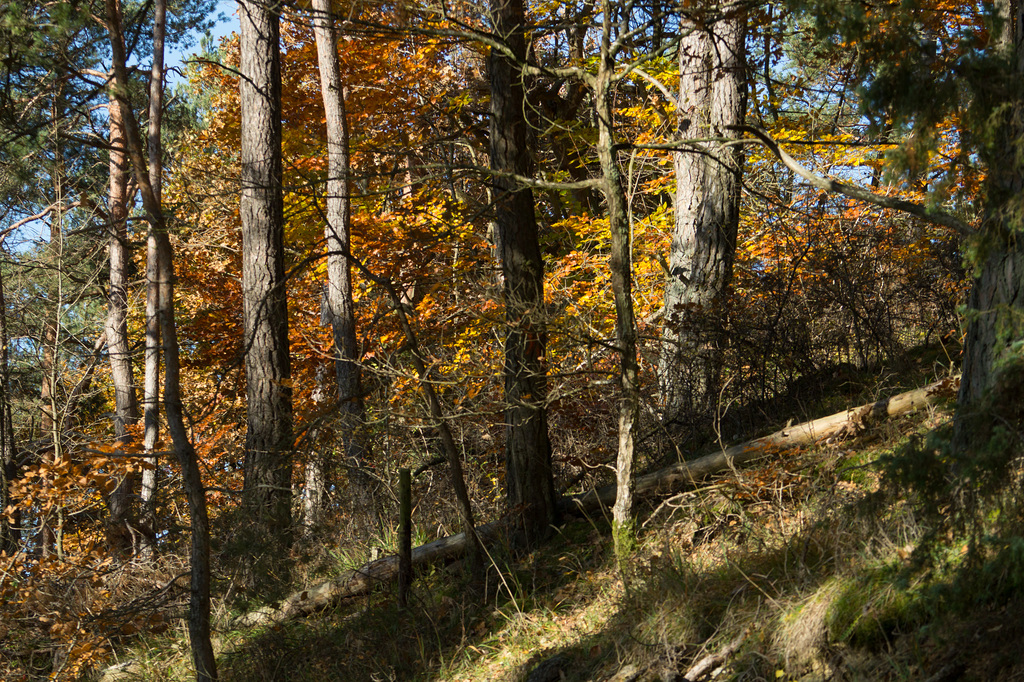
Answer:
731, 125, 975, 238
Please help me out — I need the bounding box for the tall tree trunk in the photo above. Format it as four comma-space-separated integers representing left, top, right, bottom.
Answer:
310, 0, 374, 530
141, 227, 160, 532
955, 0, 1024, 442
156, 223, 218, 682
594, 0, 640, 560
659, 9, 748, 431
0, 259, 17, 556
104, 0, 217, 677
140, 0, 167, 535
40, 103, 64, 559
238, 0, 294, 568
490, 0, 558, 546
105, 84, 140, 555
39, 319, 57, 559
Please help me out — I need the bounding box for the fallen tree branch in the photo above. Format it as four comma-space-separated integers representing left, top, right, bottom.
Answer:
233, 521, 506, 628
234, 376, 958, 628
732, 125, 974, 238
683, 627, 749, 681
566, 375, 959, 514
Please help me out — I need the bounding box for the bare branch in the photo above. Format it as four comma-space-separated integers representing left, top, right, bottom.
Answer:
732, 125, 975, 238
631, 67, 679, 109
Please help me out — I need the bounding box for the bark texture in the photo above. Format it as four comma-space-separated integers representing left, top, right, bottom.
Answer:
142, 228, 160, 527
105, 88, 140, 555
311, 0, 374, 527
660, 9, 748, 428
105, 0, 217, 676
594, 1, 640, 558
141, 0, 167, 531
105, 94, 138, 443
490, 0, 558, 546
239, 0, 294, 559
156, 227, 218, 682
956, 0, 1024, 431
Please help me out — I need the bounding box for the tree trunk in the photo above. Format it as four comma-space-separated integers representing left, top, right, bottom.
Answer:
39, 322, 57, 559
659, 8, 747, 430
955, 0, 1024, 436
239, 0, 294, 565
105, 85, 140, 556
104, 0, 217, 676
156, 226, 218, 682
301, 449, 327, 530
310, 0, 374, 529
40, 104, 64, 560
490, 0, 558, 546
141, 228, 160, 532
0, 261, 17, 556
593, 5, 641, 559
105, 93, 138, 442
141, 0, 167, 535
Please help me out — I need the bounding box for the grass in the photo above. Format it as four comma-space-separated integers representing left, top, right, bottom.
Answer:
98, 363, 1024, 682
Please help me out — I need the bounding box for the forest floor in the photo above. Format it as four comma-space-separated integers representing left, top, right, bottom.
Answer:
106, 355, 1024, 682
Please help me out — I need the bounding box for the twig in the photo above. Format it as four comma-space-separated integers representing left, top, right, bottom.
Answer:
683, 627, 749, 681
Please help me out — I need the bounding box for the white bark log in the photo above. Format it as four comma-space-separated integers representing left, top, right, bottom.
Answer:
569, 376, 958, 513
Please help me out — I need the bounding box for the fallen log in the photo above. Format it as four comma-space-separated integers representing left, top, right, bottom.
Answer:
234, 375, 958, 628
234, 521, 504, 627
566, 375, 959, 514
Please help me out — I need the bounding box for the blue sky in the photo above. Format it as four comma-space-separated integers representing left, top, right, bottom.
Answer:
166, 0, 240, 86
9, 2, 241, 250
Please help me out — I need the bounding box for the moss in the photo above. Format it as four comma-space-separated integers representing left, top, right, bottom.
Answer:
612, 518, 636, 563
826, 568, 921, 647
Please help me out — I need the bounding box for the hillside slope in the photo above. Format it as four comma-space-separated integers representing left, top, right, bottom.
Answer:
103, 365, 1024, 682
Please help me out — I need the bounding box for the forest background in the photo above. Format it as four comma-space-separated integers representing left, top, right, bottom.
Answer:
1, 0, 1022, 678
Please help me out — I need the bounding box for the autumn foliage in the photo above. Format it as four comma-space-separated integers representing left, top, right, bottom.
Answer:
0, 0, 981, 677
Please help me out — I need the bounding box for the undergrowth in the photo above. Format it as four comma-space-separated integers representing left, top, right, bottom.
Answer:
96, 363, 1024, 682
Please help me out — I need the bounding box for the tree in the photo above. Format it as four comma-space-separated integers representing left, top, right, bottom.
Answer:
775, 0, 1014, 439
105, 0, 218, 676
142, 0, 166, 535
103, 50, 141, 556
0, 258, 14, 556
659, 4, 748, 434
591, 0, 641, 559
310, 0, 375, 529
0, 0, 127, 570
954, 0, 1024, 435
489, 0, 559, 545
238, 0, 294, 572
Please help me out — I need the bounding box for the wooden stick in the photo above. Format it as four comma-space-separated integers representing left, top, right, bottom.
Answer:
398, 467, 411, 608
683, 627, 749, 681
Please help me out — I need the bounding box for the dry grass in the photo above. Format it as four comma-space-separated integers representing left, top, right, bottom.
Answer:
103, 384, 1024, 682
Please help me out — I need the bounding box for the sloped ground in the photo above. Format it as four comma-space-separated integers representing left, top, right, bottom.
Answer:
105, 367, 1024, 682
